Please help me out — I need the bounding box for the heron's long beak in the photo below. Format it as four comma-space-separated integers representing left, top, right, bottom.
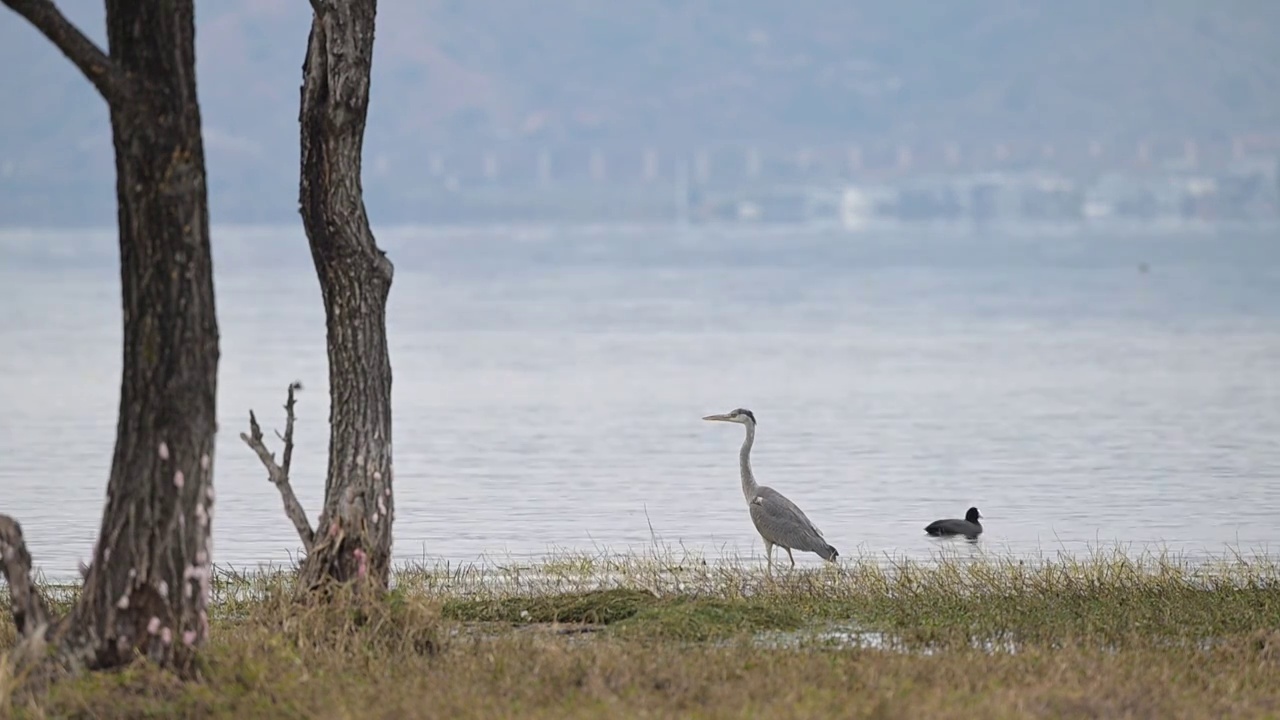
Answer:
702, 413, 733, 422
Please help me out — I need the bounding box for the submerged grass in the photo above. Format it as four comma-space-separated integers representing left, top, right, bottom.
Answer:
3, 548, 1280, 718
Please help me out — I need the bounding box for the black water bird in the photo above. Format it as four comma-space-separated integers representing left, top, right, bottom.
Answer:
925, 507, 983, 539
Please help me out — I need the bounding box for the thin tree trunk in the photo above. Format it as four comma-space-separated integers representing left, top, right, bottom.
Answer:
297, 0, 396, 591
0, 0, 217, 674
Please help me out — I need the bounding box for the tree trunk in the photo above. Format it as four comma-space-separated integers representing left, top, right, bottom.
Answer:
0, 0, 217, 674
296, 0, 396, 591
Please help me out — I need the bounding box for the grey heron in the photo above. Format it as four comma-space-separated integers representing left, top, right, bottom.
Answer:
925, 507, 983, 539
702, 408, 839, 572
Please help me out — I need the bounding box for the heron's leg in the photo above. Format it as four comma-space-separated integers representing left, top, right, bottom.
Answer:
786, 547, 795, 569
763, 539, 774, 574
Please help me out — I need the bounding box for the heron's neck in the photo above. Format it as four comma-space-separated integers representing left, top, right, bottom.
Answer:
739, 422, 758, 502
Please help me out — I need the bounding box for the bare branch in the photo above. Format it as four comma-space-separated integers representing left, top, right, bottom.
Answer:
1, 0, 128, 106
0, 515, 53, 639
240, 381, 315, 551
280, 381, 301, 478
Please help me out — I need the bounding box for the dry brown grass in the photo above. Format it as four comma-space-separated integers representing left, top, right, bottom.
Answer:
3, 548, 1280, 719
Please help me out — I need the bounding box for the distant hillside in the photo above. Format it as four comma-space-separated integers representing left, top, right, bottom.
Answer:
2, 0, 1278, 225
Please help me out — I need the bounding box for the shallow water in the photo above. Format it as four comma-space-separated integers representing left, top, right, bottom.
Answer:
2, 224, 1278, 580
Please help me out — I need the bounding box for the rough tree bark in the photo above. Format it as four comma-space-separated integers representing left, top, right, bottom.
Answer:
242, 0, 394, 593
0, 0, 218, 674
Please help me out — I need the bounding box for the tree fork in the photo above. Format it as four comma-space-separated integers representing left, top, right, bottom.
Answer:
242, 381, 315, 553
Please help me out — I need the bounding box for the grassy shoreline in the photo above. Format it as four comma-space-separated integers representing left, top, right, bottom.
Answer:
4, 549, 1280, 718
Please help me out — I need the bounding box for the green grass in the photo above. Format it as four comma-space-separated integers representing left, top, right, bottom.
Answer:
4, 548, 1280, 718
442, 588, 660, 625
428, 547, 1280, 646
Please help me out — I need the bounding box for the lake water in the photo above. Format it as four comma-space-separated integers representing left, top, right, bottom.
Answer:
2, 224, 1278, 580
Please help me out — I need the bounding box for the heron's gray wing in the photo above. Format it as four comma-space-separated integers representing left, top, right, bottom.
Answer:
750, 486, 829, 552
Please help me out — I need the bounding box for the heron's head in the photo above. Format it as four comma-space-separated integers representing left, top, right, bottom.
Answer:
702, 408, 757, 426
966, 507, 982, 523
